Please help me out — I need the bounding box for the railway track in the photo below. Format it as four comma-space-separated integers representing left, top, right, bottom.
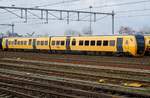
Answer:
0, 69, 128, 98
1, 58, 150, 81
0, 51, 150, 69
0, 69, 150, 98
0, 58, 149, 98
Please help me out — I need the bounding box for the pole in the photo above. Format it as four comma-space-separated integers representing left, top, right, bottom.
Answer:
12, 24, 14, 35
89, 6, 92, 35
112, 11, 115, 35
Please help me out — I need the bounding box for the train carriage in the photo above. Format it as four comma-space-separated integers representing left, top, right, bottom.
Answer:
68, 35, 145, 56
2, 37, 33, 50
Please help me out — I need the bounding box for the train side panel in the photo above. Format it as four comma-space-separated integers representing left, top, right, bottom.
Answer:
70, 36, 117, 52
50, 37, 67, 51
35, 37, 50, 50
2, 38, 33, 50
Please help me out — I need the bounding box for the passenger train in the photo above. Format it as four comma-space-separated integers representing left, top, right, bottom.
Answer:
0, 35, 150, 57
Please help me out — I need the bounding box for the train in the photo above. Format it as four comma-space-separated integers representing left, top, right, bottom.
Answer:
0, 35, 150, 57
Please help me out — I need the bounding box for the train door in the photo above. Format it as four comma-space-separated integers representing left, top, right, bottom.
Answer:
32, 39, 36, 49
117, 38, 123, 52
0, 38, 2, 49
66, 36, 71, 50
6, 39, 8, 49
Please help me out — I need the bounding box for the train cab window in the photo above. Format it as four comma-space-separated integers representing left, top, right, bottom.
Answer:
52, 41, 55, 46
97, 40, 102, 46
61, 41, 65, 46
103, 40, 108, 46
56, 41, 60, 45
41, 41, 44, 46
90, 40, 95, 46
85, 40, 89, 46
45, 41, 48, 45
72, 40, 76, 46
79, 40, 83, 46
110, 40, 115, 46
29, 39, 32, 45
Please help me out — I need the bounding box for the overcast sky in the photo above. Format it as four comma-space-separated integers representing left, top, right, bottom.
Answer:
0, 0, 150, 36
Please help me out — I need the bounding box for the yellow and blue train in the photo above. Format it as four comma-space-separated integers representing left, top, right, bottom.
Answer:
0, 35, 150, 57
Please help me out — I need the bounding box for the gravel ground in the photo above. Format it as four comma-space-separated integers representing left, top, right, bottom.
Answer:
0, 51, 150, 70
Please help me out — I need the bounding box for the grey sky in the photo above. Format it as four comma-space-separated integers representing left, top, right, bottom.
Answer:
0, 0, 150, 35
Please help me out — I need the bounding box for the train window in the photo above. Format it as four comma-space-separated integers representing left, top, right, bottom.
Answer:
18, 41, 21, 45
52, 41, 55, 46
97, 40, 102, 46
90, 40, 95, 46
12, 41, 14, 45
103, 40, 108, 46
37, 41, 39, 45
61, 41, 65, 46
24, 41, 27, 45
14, 39, 17, 45
41, 41, 44, 46
85, 40, 89, 46
21, 41, 23, 45
79, 40, 83, 46
29, 39, 32, 45
125, 40, 128, 45
45, 41, 48, 45
72, 40, 76, 46
56, 41, 60, 45
9, 41, 11, 45
110, 40, 115, 46
8, 41, 11, 45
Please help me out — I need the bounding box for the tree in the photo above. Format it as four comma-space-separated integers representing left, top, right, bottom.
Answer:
140, 26, 150, 34
118, 26, 135, 35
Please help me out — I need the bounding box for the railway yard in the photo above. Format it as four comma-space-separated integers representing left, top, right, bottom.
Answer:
0, 51, 149, 98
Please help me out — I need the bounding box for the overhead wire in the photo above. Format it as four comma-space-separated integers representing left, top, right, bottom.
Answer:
76, 0, 150, 10
34, 0, 80, 8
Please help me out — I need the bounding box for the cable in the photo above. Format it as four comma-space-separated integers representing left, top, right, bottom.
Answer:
117, 14, 150, 18
76, 0, 150, 10
35, 0, 80, 8
116, 8, 150, 13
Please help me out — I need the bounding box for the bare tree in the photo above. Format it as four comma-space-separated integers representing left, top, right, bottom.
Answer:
140, 26, 150, 34
118, 26, 135, 35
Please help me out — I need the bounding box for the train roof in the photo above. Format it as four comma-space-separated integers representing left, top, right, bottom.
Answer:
3, 34, 146, 39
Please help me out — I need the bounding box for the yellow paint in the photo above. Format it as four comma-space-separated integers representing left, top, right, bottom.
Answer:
98, 79, 106, 83
123, 83, 143, 87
